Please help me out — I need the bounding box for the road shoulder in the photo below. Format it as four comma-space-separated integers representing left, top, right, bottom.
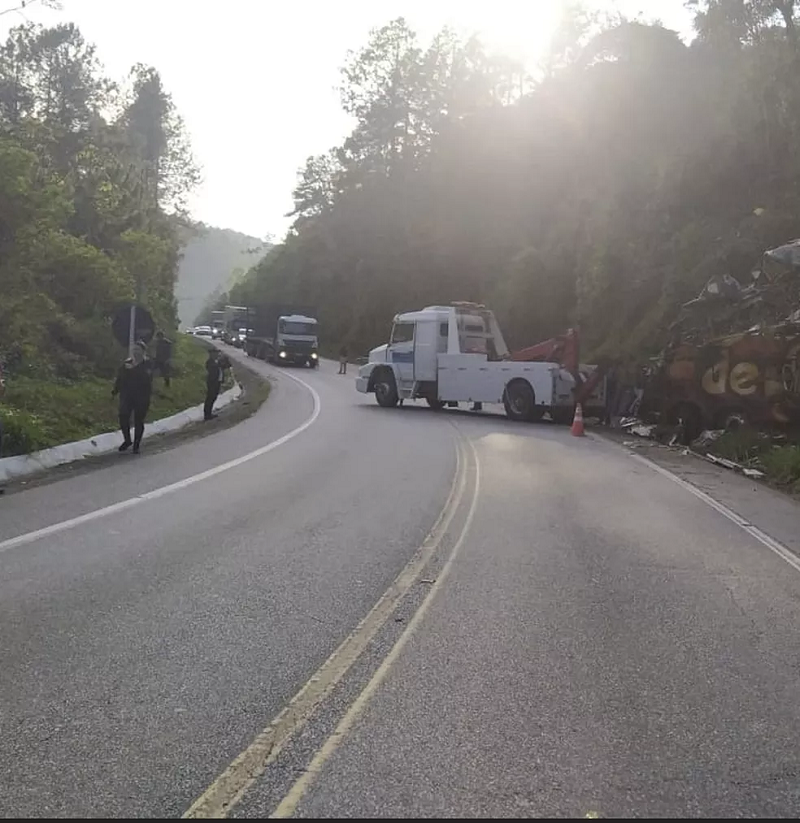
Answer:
595, 429, 800, 560
0, 351, 270, 495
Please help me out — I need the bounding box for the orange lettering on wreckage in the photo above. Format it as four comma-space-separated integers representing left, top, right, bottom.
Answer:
701, 350, 728, 396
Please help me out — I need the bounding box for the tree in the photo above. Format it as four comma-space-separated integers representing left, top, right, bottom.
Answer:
236, 10, 800, 364
120, 63, 200, 212
688, 1, 798, 46
340, 18, 423, 174
27, 24, 109, 131
0, 22, 198, 375
0, 24, 35, 126
289, 150, 343, 221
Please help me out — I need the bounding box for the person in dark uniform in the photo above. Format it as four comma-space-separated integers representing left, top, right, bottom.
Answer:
204, 350, 230, 420
112, 341, 153, 454
153, 330, 173, 387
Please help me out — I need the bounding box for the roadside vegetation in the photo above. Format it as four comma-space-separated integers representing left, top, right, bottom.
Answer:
203, 1, 800, 492
704, 428, 800, 495
0, 17, 215, 456
0, 336, 234, 457
212, 2, 800, 365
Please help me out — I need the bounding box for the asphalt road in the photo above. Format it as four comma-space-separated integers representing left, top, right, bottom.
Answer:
3, 349, 800, 818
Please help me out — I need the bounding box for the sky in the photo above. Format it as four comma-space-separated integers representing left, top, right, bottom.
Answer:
2, 0, 693, 241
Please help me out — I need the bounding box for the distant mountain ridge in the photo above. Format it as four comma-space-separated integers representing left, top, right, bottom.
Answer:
176, 223, 267, 325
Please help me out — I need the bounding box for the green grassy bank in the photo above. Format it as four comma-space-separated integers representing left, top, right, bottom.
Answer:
0, 336, 233, 457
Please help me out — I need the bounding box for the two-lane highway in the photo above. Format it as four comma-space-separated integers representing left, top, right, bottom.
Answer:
264, 416, 800, 819
3, 348, 800, 818
0, 353, 458, 817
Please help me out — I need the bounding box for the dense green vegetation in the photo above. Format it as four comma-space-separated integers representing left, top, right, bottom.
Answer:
0, 21, 199, 373
706, 427, 800, 493
224, 1, 800, 363
0, 20, 210, 454
1, 335, 221, 456
5, 2, 800, 472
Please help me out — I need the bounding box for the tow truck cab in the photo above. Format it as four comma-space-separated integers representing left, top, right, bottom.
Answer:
356, 303, 605, 422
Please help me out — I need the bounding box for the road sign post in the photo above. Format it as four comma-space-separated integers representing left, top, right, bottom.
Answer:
113, 303, 155, 353
128, 303, 136, 356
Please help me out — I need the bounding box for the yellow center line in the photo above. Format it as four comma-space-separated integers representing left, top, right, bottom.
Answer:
183, 428, 469, 818
270, 435, 481, 819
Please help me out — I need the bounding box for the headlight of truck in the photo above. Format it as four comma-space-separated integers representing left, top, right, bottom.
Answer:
279, 351, 287, 359
311, 352, 318, 359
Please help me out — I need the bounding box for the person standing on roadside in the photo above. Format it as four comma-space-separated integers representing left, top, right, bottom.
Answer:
153, 330, 173, 388
112, 341, 153, 454
338, 344, 348, 375
204, 349, 230, 421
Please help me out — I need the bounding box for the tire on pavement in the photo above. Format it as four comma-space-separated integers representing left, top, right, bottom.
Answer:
503, 378, 537, 422
374, 368, 399, 408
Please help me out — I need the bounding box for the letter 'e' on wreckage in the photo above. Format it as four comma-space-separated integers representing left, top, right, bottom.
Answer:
630, 239, 800, 446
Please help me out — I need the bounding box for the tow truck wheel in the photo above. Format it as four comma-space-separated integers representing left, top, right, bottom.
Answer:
374, 370, 399, 408
503, 379, 536, 422
426, 397, 445, 411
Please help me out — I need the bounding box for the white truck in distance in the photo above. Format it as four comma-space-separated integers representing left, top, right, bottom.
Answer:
355, 303, 605, 422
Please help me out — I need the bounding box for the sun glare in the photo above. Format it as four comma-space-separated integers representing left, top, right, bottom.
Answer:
435, 2, 564, 67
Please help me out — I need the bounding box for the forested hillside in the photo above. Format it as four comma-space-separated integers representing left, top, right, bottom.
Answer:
0, 20, 198, 378
229, 1, 800, 361
0, 19, 213, 455
175, 223, 264, 326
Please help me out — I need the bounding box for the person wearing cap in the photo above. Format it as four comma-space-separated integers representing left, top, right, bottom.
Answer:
112, 341, 154, 454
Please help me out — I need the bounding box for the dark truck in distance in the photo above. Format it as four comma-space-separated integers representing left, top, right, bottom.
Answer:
244, 304, 319, 367
222, 305, 250, 348
210, 309, 226, 339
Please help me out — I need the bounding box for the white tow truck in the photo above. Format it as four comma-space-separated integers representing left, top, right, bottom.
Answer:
355, 302, 605, 422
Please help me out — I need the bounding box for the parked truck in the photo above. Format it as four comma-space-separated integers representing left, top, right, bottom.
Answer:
222, 305, 250, 347
210, 310, 226, 340
244, 304, 319, 367
355, 302, 605, 421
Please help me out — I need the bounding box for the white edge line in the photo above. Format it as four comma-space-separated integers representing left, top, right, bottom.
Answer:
629, 451, 800, 575
0, 382, 243, 484
180, 430, 467, 819
0, 370, 321, 555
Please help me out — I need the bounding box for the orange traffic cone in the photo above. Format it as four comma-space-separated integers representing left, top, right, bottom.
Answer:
571, 403, 585, 437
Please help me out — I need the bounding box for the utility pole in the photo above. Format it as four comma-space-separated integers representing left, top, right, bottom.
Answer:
127, 303, 136, 357
128, 164, 150, 357
127, 274, 145, 357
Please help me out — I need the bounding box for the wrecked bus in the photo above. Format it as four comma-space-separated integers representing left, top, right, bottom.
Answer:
641, 238, 800, 440
646, 326, 800, 439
